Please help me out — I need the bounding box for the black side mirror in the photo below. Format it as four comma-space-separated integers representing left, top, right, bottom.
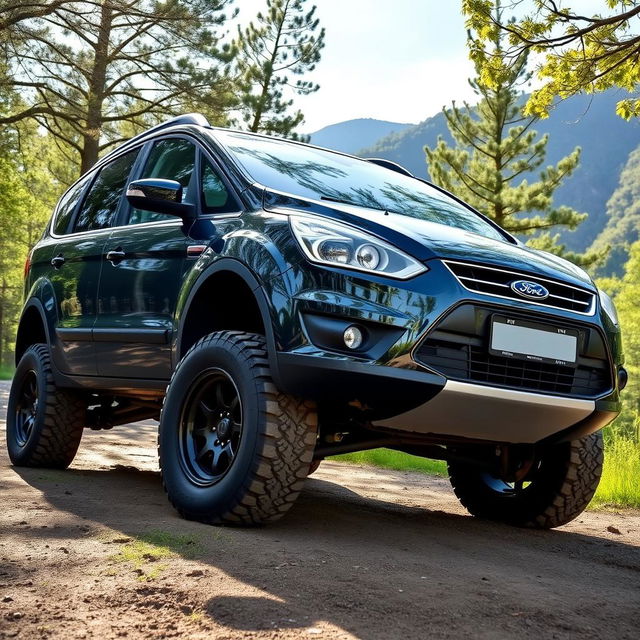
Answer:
126, 178, 196, 220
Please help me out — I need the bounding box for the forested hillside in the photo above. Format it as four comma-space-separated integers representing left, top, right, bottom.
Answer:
308, 118, 414, 154
358, 90, 640, 253
591, 144, 640, 276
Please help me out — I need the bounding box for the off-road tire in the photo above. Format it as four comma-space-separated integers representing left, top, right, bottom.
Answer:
159, 331, 318, 525
6, 344, 85, 468
308, 459, 322, 475
448, 432, 604, 529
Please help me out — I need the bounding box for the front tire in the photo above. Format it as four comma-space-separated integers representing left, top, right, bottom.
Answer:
159, 331, 318, 525
6, 344, 85, 468
448, 432, 604, 529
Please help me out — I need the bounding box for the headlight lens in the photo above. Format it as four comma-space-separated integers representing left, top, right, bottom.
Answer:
599, 289, 619, 325
290, 216, 427, 279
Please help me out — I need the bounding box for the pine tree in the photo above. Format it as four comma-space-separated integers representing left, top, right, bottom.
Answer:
234, 0, 325, 138
425, 5, 604, 267
1, 0, 235, 174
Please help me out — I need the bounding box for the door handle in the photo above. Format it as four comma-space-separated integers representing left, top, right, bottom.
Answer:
105, 248, 126, 264
50, 254, 65, 269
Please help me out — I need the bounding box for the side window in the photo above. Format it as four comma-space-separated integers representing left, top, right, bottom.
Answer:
128, 138, 195, 225
52, 173, 92, 235
74, 150, 139, 233
201, 158, 237, 214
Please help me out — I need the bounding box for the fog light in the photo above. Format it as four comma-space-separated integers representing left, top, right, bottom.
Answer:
618, 366, 628, 391
343, 325, 363, 350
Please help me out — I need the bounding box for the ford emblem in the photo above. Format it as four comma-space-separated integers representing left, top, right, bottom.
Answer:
510, 279, 549, 300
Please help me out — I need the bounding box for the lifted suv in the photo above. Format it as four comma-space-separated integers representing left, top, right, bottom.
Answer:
7, 114, 625, 528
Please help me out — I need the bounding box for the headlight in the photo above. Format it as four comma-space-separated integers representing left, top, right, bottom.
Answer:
290, 216, 427, 279
599, 289, 619, 325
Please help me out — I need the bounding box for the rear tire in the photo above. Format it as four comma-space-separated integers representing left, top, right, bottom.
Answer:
448, 432, 604, 529
159, 331, 318, 525
6, 344, 85, 469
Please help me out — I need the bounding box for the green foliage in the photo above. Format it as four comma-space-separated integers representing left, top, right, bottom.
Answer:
233, 0, 325, 138
426, 6, 602, 267
1, 0, 236, 173
462, 1, 640, 120
0, 113, 61, 367
600, 242, 640, 441
592, 143, 640, 276
332, 449, 447, 476
592, 436, 640, 508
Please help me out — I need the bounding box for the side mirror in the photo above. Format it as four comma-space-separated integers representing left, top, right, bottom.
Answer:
126, 178, 196, 220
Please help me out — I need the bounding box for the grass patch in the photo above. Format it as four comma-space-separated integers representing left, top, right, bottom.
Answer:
0, 365, 14, 380
333, 442, 640, 510
331, 448, 447, 476
592, 438, 640, 509
111, 530, 203, 580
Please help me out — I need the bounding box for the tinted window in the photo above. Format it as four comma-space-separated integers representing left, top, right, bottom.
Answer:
74, 150, 138, 232
128, 138, 195, 225
201, 158, 237, 213
214, 131, 505, 242
52, 174, 92, 235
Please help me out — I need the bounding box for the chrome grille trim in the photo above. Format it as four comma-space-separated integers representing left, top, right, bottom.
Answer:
443, 260, 596, 316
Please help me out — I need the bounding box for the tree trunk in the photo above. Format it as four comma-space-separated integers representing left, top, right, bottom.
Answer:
248, 2, 287, 133
80, 1, 113, 173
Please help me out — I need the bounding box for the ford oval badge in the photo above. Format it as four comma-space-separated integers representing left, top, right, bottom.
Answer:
510, 280, 550, 300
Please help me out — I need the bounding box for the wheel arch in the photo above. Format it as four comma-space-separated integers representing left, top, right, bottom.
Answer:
15, 298, 52, 366
175, 259, 282, 385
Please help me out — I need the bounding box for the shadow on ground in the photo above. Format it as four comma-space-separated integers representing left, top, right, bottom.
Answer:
8, 461, 640, 639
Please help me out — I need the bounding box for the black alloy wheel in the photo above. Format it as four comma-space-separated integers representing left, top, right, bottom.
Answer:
6, 344, 85, 468
179, 368, 243, 486
13, 370, 39, 447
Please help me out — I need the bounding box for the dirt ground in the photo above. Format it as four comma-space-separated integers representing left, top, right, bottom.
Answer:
1, 381, 639, 640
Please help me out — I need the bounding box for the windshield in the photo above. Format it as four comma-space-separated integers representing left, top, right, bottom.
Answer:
212, 130, 506, 242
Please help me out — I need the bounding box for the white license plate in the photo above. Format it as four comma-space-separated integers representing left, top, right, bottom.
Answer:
490, 316, 579, 366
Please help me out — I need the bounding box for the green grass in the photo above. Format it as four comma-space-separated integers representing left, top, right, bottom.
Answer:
592, 438, 640, 509
0, 365, 14, 380
331, 448, 447, 476
333, 442, 640, 510
111, 530, 203, 580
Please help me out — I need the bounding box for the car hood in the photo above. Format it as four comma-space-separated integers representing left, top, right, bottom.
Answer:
263, 190, 595, 290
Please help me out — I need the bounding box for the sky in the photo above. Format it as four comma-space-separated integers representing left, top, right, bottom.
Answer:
236, 0, 476, 132
234, 0, 605, 134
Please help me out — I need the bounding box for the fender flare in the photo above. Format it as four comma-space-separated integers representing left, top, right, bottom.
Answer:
15, 297, 53, 365
174, 258, 283, 387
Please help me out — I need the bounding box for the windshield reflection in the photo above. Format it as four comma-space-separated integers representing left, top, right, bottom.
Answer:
214, 131, 505, 242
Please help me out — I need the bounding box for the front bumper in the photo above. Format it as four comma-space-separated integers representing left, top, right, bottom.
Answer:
373, 379, 617, 443
272, 258, 623, 445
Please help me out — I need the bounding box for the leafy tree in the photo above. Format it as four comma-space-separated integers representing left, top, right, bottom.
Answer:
0, 120, 59, 367
233, 0, 325, 138
425, 6, 604, 267
592, 143, 640, 276
463, 0, 640, 119
1, 0, 235, 173
599, 243, 640, 441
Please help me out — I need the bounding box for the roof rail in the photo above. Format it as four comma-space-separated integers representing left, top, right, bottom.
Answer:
122, 113, 210, 148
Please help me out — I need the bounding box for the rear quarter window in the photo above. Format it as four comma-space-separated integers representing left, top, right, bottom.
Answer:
74, 150, 139, 233
52, 174, 92, 235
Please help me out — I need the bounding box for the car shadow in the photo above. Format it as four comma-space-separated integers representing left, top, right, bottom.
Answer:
9, 463, 640, 638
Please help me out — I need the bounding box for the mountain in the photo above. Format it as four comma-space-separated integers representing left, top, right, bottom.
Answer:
357, 90, 640, 253
308, 118, 414, 155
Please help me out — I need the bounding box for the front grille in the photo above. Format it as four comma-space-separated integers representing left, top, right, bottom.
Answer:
444, 260, 596, 315
414, 305, 612, 398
